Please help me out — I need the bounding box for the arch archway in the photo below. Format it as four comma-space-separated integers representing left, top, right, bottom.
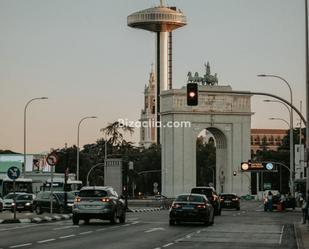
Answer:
161, 85, 252, 197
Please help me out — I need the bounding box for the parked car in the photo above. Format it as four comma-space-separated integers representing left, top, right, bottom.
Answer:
191, 186, 221, 215
220, 193, 240, 210
72, 186, 126, 225
169, 193, 214, 225
33, 191, 75, 214
0, 197, 3, 212
3, 192, 28, 211
11, 193, 35, 212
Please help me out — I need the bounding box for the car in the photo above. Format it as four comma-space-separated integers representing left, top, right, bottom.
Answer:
0, 197, 3, 212
11, 193, 35, 212
191, 186, 222, 215
3, 192, 28, 211
169, 193, 214, 226
220, 193, 240, 210
33, 191, 75, 214
72, 186, 126, 225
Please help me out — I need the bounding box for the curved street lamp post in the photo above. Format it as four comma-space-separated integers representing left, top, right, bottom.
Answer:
23, 97, 48, 177
258, 74, 294, 196
76, 116, 97, 181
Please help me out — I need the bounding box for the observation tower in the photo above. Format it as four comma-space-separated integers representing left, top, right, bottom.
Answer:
127, 0, 187, 144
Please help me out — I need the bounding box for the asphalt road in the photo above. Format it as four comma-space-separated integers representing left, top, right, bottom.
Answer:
0, 201, 301, 249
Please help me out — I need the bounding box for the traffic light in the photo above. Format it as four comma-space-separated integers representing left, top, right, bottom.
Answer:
187, 83, 198, 106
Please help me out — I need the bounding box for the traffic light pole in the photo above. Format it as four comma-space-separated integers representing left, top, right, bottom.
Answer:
199, 89, 306, 125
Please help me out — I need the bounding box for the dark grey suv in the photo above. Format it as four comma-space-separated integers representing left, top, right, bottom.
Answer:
72, 186, 126, 225
191, 186, 222, 215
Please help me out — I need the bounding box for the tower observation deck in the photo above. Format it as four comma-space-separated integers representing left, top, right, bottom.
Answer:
128, 3, 187, 144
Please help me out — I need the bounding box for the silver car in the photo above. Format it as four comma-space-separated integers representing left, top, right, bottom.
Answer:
72, 186, 126, 225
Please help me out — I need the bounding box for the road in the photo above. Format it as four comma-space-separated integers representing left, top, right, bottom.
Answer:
0, 201, 301, 249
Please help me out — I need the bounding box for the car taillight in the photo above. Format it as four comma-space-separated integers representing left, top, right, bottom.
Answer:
172, 203, 181, 209
101, 198, 110, 202
196, 204, 206, 209
75, 197, 81, 202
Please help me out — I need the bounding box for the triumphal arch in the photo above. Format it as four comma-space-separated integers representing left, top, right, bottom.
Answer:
160, 66, 253, 197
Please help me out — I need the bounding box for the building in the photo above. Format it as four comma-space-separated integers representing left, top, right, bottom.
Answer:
251, 128, 288, 153
139, 66, 157, 148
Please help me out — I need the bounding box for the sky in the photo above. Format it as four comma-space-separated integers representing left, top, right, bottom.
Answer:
0, 0, 307, 154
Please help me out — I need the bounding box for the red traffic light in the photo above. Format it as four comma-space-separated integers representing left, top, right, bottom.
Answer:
187, 83, 198, 106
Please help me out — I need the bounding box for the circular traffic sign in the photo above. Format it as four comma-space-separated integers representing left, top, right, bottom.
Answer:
7, 166, 20, 180
266, 163, 274, 170
46, 153, 59, 166
241, 163, 249, 171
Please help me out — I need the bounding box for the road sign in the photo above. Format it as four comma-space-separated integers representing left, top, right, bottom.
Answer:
46, 153, 59, 166
7, 166, 20, 180
240, 161, 277, 172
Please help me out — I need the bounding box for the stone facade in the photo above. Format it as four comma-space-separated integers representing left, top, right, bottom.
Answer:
160, 85, 253, 197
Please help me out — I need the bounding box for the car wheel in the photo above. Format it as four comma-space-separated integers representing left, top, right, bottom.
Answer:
236, 206, 240, 211
35, 205, 43, 215
119, 212, 126, 224
169, 220, 175, 226
110, 211, 117, 224
84, 218, 90, 224
59, 206, 65, 214
72, 215, 79, 225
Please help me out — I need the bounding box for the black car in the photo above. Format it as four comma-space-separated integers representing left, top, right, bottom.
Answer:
220, 193, 240, 210
72, 186, 126, 225
11, 193, 35, 212
33, 191, 75, 214
191, 187, 221, 215
169, 193, 214, 225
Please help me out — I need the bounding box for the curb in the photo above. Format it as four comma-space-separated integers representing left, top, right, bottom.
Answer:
0, 214, 73, 224
129, 207, 163, 213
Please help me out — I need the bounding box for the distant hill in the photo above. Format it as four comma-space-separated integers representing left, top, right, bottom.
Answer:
0, 150, 20, 154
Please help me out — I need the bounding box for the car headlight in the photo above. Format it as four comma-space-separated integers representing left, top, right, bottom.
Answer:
11, 203, 15, 206
25, 203, 31, 206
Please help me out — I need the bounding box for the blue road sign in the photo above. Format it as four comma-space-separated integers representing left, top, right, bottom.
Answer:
7, 166, 20, 180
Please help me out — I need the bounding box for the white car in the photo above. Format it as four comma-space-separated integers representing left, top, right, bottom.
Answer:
3, 192, 28, 210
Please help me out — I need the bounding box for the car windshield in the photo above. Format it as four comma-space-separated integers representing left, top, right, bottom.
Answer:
4, 193, 18, 199
79, 190, 108, 198
221, 194, 236, 199
191, 188, 212, 196
17, 195, 33, 201
176, 195, 204, 202
54, 192, 75, 200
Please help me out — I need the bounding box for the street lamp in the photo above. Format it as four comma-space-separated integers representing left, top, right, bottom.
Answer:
23, 97, 48, 177
76, 116, 97, 181
258, 74, 294, 195
269, 117, 292, 193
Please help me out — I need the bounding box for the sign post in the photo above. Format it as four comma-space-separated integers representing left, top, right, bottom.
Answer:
46, 153, 59, 215
7, 166, 20, 220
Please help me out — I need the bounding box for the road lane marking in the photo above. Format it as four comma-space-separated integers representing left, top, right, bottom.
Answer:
145, 227, 165, 233
37, 239, 56, 244
162, 243, 174, 248
9, 243, 32, 248
59, 234, 76, 239
79, 231, 93, 235
96, 228, 106, 231
279, 225, 284, 244
53, 225, 77, 230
